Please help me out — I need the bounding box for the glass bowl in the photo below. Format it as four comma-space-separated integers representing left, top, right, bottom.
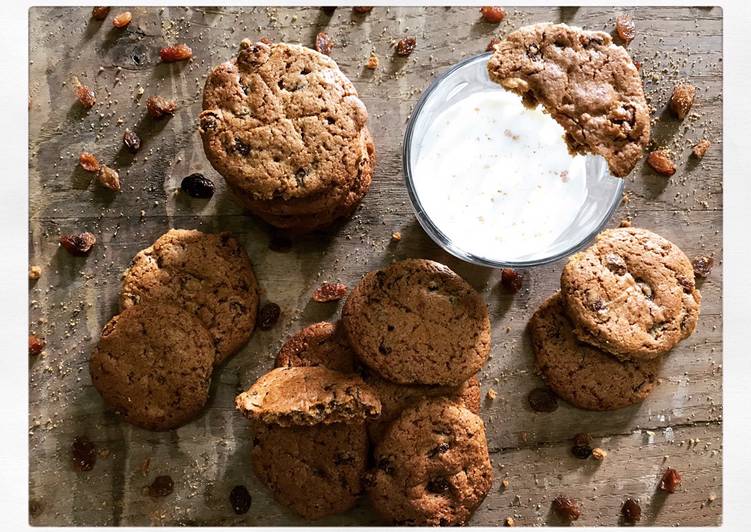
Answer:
402, 52, 624, 268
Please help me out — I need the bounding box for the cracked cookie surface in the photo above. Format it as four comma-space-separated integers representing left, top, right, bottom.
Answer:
274, 321, 357, 374
367, 398, 493, 526
342, 259, 491, 386
529, 293, 661, 410
487, 23, 650, 177
561, 227, 701, 359
120, 229, 258, 365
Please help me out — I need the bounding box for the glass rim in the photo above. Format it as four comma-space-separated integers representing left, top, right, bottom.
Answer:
401, 52, 625, 269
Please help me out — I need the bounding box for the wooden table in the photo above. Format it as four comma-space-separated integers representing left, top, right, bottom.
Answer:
28, 6, 723, 526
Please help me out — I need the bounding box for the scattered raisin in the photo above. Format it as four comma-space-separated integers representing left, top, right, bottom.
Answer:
552, 496, 581, 522
395, 37, 416, 56
691, 256, 714, 279
353, 6, 373, 14
74, 82, 96, 109
97, 165, 121, 192
71, 436, 97, 472
659, 468, 682, 493
500, 268, 523, 293
91, 7, 110, 20
59, 232, 96, 257
480, 6, 506, 24
615, 14, 636, 45
29, 335, 45, 356
571, 444, 593, 459
147, 475, 174, 498
427, 477, 451, 494
79, 151, 100, 172
315, 32, 334, 55
160, 43, 193, 62
122, 128, 141, 153
692, 138, 711, 159
647, 149, 676, 176
257, 302, 281, 331
366, 51, 379, 70
312, 282, 348, 302
669, 83, 696, 120
527, 387, 558, 412
180, 173, 215, 199
621, 498, 641, 524
229, 485, 252, 514
146, 95, 177, 119
112, 11, 132, 28
486, 37, 502, 52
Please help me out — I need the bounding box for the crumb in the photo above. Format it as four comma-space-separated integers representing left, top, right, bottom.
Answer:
503, 516, 515, 527
591, 447, 607, 461
619, 218, 632, 227
366, 51, 379, 70
501, 478, 510, 490
29, 265, 41, 280
391, 231, 401, 242
486, 389, 497, 400
692, 138, 711, 159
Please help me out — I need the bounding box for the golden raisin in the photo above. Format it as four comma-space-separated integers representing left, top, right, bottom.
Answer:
366, 51, 379, 70
146, 95, 177, 119
159, 43, 193, 62
669, 82, 696, 120
74, 80, 96, 109
315, 32, 334, 55
615, 14, 636, 45
97, 165, 121, 192
480, 7, 506, 24
692, 138, 711, 159
312, 282, 348, 302
647, 150, 676, 176
91, 7, 110, 20
79, 152, 100, 172
659, 468, 682, 493
29, 335, 45, 356
112, 11, 132, 28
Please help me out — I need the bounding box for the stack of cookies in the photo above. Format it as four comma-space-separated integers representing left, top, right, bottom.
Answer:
199, 40, 375, 233
529, 227, 701, 410
236, 258, 494, 525
90, 229, 259, 430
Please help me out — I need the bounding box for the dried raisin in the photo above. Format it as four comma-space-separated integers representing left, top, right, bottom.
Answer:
180, 173, 215, 199
97, 165, 121, 192
552, 496, 581, 522
160, 43, 193, 62
29, 335, 45, 356
500, 268, 523, 293
146, 95, 177, 119
647, 149, 676, 176
527, 387, 558, 412
74, 83, 96, 109
315, 32, 334, 55
112, 11, 132, 28
659, 468, 682, 493
59, 232, 96, 256
670, 83, 695, 120
257, 302, 281, 331
312, 282, 348, 302
621, 498, 641, 524
692, 138, 711, 159
395, 37, 416, 56
122, 128, 141, 153
229, 485, 252, 514
366, 51, 379, 70
486, 37, 502, 52
480, 6, 506, 24
615, 14, 636, 45
91, 7, 110, 20
692, 256, 714, 279
79, 152, 100, 172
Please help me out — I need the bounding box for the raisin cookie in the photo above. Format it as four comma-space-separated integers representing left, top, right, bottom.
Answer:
529, 293, 661, 410
235, 366, 381, 426
367, 398, 493, 526
120, 229, 258, 365
89, 303, 215, 431
560, 227, 701, 359
274, 321, 356, 374
487, 23, 650, 177
250, 420, 368, 520
342, 259, 491, 386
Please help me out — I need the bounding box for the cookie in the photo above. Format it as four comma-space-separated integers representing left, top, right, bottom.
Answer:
342, 259, 491, 386
529, 293, 661, 410
89, 303, 215, 431
275, 321, 356, 374
367, 398, 493, 526
560, 227, 701, 359
250, 420, 368, 520
120, 229, 258, 365
235, 366, 381, 426
487, 23, 650, 177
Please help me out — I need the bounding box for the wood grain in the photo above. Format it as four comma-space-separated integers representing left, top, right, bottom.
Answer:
28, 6, 722, 526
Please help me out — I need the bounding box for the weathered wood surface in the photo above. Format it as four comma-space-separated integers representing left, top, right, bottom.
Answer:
28, 6, 722, 526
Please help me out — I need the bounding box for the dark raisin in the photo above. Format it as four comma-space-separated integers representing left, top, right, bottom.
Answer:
234, 139, 250, 155
659, 468, 682, 493
71, 436, 96, 472
377, 457, 394, 474
315, 32, 334, 55
321, 7, 336, 15
29, 335, 45, 356
500, 268, 523, 293
552, 496, 581, 522
59, 232, 96, 257
480, 6, 506, 23
621, 498, 641, 524
147, 475, 174, 497
91, 7, 110, 20
571, 445, 593, 459
486, 37, 502, 52
257, 302, 281, 331
428, 442, 450, 458
353, 6, 373, 13
180, 173, 215, 199
527, 387, 558, 412
615, 14, 636, 45
395, 37, 416, 56
146, 95, 177, 119
312, 282, 348, 302
122, 128, 141, 153
427, 477, 451, 494
692, 256, 714, 279
229, 485, 252, 514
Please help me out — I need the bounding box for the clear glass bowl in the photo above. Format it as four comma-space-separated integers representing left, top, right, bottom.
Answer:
403, 53, 624, 268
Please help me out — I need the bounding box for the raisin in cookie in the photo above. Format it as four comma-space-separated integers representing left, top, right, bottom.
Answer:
120, 229, 258, 365
235, 366, 381, 426
529, 293, 661, 410
561, 227, 701, 359
275, 321, 356, 374
367, 398, 493, 526
342, 259, 491, 386
89, 303, 215, 431
487, 23, 650, 177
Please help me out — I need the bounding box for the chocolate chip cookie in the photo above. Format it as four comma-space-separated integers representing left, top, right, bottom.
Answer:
529, 293, 661, 410
560, 227, 701, 359
120, 229, 258, 365
274, 321, 356, 374
367, 398, 493, 526
342, 259, 491, 386
235, 366, 381, 426
250, 420, 368, 520
487, 23, 650, 177
89, 303, 215, 431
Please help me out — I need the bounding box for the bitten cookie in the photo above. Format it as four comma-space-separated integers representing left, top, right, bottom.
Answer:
89, 303, 215, 431
560, 227, 701, 359
274, 321, 356, 374
250, 420, 369, 520
367, 398, 493, 526
342, 259, 491, 386
529, 293, 661, 410
487, 23, 650, 177
235, 366, 381, 426
120, 229, 258, 365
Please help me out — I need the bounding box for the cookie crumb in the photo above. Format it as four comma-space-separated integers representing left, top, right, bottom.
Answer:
503, 516, 515, 526
692, 138, 711, 159
591, 447, 607, 461
501, 478, 510, 490
669, 82, 696, 120
29, 334, 45, 356
390, 231, 401, 242
366, 51, 379, 70
312, 282, 348, 302
486, 389, 497, 401
619, 217, 632, 227
29, 265, 41, 280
